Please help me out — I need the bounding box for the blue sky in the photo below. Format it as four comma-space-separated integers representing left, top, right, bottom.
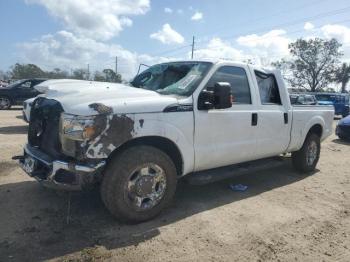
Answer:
1, 0, 350, 78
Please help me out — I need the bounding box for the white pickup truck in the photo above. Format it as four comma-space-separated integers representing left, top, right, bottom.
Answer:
15, 60, 334, 223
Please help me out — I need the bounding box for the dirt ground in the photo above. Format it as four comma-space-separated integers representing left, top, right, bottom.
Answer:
0, 108, 349, 262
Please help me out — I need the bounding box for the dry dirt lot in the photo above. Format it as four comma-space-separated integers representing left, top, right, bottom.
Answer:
0, 108, 349, 262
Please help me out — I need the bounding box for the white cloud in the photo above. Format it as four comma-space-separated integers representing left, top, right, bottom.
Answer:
321, 24, 350, 44
18, 31, 168, 79
237, 29, 291, 58
150, 24, 185, 45
25, 0, 150, 40
164, 7, 173, 13
191, 11, 203, 21
304, 22, 315, 31
194, 38, 245, 61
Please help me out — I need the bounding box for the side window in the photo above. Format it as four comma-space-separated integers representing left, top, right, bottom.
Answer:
255, 71, 281, 105
206, 66, 251, 104
298, 96, 305, 104
19, 81, 32, 89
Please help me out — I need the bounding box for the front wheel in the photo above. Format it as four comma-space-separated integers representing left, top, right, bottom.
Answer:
292, 133, 320, 173
0, 96, 11, 110
101, 145, 177, 223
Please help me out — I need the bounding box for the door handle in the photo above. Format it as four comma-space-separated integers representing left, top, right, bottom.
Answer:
252, 113, 258, 126
284, 113, 288, 124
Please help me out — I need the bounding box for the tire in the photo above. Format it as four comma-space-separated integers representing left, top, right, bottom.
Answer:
292, 133, 320, 173
338, 135, 349, 141
0, 96, 11, 110
101, 145, 177, 223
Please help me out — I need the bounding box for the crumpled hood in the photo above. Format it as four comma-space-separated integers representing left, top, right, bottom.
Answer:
35, 79, 179, 115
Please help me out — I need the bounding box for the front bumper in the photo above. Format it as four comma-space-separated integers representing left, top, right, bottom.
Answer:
16, 144, 106, 191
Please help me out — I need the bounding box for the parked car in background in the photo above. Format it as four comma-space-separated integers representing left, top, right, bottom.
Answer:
0, 78, 47, 109
15, 60, 334, 223
336, 115, 350, 140
315, 93, 350, 117
290, 93, 318, 105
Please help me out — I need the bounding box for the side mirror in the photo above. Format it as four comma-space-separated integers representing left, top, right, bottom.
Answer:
213, 82, 232, 109
198, 82, 232, 110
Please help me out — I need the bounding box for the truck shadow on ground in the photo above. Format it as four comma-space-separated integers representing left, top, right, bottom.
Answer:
0, 125, 28, 134
0, 161, 315, 261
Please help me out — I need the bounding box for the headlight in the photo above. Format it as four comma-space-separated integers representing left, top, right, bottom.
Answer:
60, 113, 97, 141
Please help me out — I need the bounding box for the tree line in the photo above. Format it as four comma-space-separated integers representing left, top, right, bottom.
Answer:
0, 64, 122, 83
0, 37, 349, 92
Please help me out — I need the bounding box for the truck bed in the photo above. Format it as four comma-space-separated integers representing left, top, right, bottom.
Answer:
288, 105, 334, 152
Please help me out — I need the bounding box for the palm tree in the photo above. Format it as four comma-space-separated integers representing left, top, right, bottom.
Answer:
335, 63, 350, 93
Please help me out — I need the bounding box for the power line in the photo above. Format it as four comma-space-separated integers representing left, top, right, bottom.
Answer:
196, 0, 330, 39
194, 6, 350, 51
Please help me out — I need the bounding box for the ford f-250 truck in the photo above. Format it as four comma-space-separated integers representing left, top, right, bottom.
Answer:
15, 60, 334, 223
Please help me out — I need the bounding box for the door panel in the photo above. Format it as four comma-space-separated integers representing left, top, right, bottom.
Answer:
194, 65, 258, 172
194, 108, 257, 171
256, 106, 291, 157
253, 71, 291, 157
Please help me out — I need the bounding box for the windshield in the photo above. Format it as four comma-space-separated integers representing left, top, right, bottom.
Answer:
7, 80, 25, 89
130, 62, 212, 96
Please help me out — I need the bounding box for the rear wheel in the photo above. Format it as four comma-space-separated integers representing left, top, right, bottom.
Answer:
101, 145, 177, 223
0, 96, 11, 110
292, 133, 320, 173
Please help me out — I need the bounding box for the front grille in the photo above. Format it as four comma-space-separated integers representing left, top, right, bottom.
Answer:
28, 98, 64, 158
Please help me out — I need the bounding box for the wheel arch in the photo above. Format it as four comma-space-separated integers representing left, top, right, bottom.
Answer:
307, 124, 323, 138
107, 136, 184, 176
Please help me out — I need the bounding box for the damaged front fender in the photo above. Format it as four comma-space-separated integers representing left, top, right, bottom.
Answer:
84, 113, 135, 158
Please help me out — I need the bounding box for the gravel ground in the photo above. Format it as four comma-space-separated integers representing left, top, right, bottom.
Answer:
0, 108, 349, 262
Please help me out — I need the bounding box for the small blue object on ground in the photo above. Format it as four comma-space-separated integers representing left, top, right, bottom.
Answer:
229, 184, 248, 191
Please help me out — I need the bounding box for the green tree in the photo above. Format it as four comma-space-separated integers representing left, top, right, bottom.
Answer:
103, 69, 122, 83
273, 38, 342, 92
10, 63, 46, 79
93, 71, 106, 82
0, 70, 11, 80
72, 69, 87, 80
334, 63, 350, 93
46, 68, 69, 79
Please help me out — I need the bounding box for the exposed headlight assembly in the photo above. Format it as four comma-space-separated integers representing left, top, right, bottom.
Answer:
60, 113, 97, 141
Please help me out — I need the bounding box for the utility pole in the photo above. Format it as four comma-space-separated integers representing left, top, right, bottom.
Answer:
115, 56, 118, 75
191, 36, 195, 59
87, 64, 90, 80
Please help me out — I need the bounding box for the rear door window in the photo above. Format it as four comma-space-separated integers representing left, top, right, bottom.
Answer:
255, 71, 281, 105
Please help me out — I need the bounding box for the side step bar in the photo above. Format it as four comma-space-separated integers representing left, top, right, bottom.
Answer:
185, 157, 287, 185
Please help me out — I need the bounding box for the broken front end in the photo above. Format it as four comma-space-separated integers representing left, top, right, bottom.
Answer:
14, 97, 110, 190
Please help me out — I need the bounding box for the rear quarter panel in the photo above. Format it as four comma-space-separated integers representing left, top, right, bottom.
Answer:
288, 105, 334, 152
